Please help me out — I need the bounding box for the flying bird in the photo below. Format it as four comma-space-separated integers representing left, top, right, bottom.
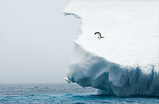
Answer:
94, 32, 104, 39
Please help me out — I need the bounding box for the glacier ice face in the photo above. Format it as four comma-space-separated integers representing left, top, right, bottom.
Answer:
64, 0, 159, 97
68, 45, 159, 97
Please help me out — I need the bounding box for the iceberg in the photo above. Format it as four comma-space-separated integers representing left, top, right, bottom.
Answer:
64, 0, 159, 97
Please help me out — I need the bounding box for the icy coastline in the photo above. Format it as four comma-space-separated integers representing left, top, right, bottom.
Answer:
64, 0, 159, 97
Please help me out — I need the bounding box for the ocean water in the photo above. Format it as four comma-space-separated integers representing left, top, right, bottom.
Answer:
0, 84, 159, 104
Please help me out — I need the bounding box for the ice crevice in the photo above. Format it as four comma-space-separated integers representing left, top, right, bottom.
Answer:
64, 0, 159, 97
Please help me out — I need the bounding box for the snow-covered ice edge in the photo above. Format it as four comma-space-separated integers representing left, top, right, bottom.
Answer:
67, 44, 159, 97
64, 0, 159, 97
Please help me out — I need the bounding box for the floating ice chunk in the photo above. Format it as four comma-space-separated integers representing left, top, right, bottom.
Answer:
65, 77, 72, 84
64, 0, 159, 97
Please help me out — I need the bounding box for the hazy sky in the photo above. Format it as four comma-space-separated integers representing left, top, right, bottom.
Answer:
0, 0, 81, 83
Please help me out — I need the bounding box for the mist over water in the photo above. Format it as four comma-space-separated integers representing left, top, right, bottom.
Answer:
0, 0, 81, 83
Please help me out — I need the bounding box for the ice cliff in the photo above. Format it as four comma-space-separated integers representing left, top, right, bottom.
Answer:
64, 0, 159, 97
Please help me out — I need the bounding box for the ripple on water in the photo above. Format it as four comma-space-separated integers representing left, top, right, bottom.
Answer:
0, 84, 159, 104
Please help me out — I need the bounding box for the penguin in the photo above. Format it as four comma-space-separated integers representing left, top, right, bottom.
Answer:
94, 32, 104, 39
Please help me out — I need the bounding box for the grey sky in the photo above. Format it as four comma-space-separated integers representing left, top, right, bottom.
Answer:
0, 0, 80, 83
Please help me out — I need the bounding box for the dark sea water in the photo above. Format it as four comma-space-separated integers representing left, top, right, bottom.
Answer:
0, 84, 159, 104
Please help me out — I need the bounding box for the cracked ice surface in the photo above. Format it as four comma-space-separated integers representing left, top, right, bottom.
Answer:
64, 0, 159, 97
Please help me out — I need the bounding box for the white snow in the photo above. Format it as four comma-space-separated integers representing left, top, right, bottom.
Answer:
64, 0, 159, 97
